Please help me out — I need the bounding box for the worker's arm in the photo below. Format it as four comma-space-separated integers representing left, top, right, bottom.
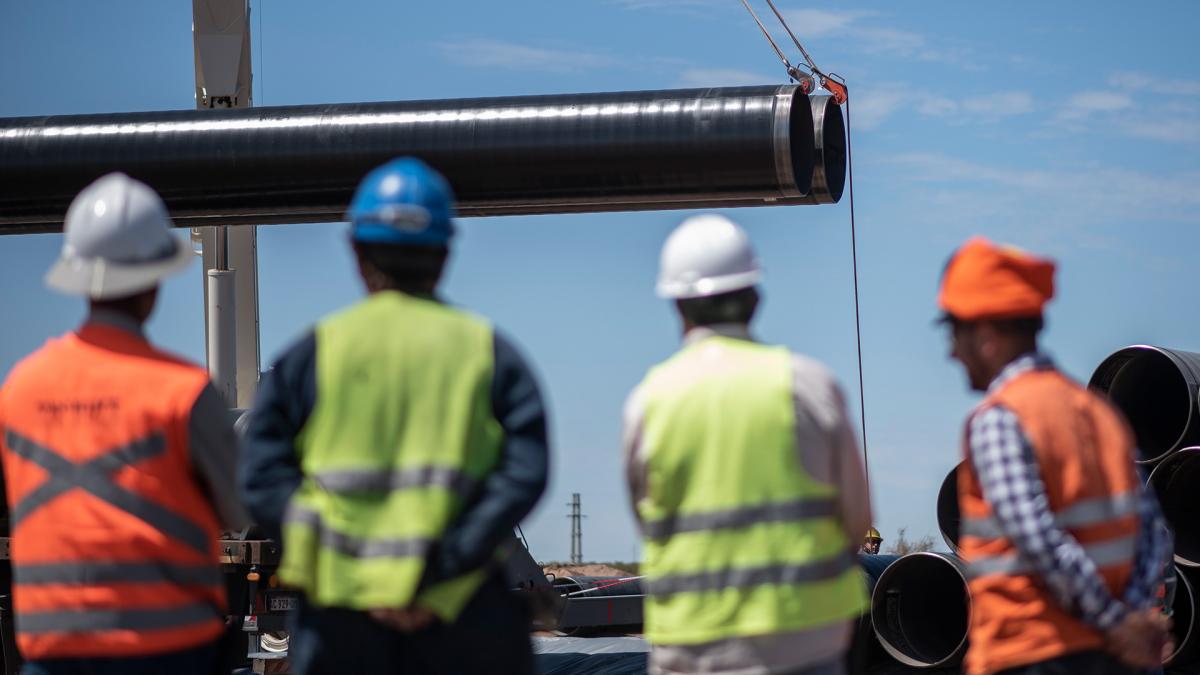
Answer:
1121, 477, 1173, 610
238, 332, 315, 542
188, 383, 251, 530
621, 385, 648, 529
420, 331, 549, 585
968, 406, 1127, 630
791, 355, 871, 549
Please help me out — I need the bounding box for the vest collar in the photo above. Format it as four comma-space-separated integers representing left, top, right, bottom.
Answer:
987, 351, 1055, 393
683, 323, 754, 346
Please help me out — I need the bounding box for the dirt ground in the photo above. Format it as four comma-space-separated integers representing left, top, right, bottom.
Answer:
542, 563, 636, 579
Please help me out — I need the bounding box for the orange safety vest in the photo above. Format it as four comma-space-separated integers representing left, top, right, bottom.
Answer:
958, 368, 1140, 675
0, 324, 226, 660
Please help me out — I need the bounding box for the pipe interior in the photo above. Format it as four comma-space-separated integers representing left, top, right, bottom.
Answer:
871, 555, 968, 666
1152, 448, 1200, 566
1104, 351, 1192, 461
936, 465, 961, 552
818, 99, 847, 202
786, 91, 816, 196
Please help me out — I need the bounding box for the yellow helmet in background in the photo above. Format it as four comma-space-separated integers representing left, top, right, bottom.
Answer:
865, 527, 882, 541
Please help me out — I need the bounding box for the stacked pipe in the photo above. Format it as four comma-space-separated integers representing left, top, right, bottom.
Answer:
1088, 345, 1200, 668
0, 85, 845, 232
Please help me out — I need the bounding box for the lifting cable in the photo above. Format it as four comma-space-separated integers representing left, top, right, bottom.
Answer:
738, 2, 869, 487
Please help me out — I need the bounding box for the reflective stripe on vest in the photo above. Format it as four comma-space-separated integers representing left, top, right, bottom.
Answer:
641, 495, 838, 541
960, 491, 1138, 540
17, 602, 220, 635
967, 534, 1137, 579
285, 504, 431, 559
4, 430, 210, 554
314, 465, 478, 499
645, 550, 856, 597
14, 561, 221, 587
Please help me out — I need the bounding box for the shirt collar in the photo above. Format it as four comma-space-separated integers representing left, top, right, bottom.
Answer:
683, 323, 754, 346
988, 351, 1055, 393
82, 309, 145, 338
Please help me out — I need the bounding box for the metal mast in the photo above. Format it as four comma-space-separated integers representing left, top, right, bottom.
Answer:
192, 0, 261, 407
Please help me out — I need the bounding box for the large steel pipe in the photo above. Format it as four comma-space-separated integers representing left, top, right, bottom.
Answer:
870, 552, 970, 669
848, 554, 900, 672
1089, 346, 1200, 464
1149, 446, 1200, 567
936, 463, 962, 553
1168, 565, 1199, 667
0, 85, 845, 233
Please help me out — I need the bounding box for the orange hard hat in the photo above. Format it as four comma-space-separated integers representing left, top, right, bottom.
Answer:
938, 237, 1055, 322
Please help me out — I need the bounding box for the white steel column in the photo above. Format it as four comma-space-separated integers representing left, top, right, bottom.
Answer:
192, 0, 261, 407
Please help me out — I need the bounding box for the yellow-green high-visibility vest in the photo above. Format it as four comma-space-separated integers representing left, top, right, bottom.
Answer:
637, 336, 865, 645
279, 291, 503, 621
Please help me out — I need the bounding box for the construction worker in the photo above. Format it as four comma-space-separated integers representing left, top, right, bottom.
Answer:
623, 214, 871, 675
239, 157, 549, 675
941, 237, 1174, 675
0, 174, 247, 674
861, 527, 883, 555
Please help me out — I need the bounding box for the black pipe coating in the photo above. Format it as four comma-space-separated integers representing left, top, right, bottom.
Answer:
1089, 346, 1200, 464
1150, 446, 1200, 567
870, 552, 970, 669
0, 85, 844, 233
937, 463, 962, 554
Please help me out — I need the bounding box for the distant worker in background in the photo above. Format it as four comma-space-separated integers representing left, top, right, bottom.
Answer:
862, 527, 883, 555
239, 158, 549, 675
941, 237, 1173, 675
623, 215, 871, 675
0, 174, 247, 675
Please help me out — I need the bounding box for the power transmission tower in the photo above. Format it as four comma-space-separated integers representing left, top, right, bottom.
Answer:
567, 493, 585, 564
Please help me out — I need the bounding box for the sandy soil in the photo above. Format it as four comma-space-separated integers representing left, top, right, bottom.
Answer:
542, 563, 636, 579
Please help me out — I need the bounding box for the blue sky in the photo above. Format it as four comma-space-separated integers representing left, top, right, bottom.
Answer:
1, 1, 1198, 562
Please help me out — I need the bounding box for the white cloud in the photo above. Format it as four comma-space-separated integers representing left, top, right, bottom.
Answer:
1124, 117, 1200, 144
437, 39, 616, 73
852, 85, 906, 131
1056, 90, 1134, 121
1109, 71, 1200, 97
781, 8, 973, 67
610, 0, 721, 8
881, 152, 1200, 221
784, 9, 874, 37
676, 68, 773, 88
853, 85, 1033, 130
960, 91, 1034, 118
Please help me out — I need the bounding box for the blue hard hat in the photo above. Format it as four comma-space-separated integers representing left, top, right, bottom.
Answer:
347, 157, 456, 246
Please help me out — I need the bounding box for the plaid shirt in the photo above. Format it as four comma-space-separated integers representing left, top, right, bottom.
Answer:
967, 353, 1173, 631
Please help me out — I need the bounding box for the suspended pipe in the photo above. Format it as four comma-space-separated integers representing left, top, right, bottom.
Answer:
0, 86, 846, 233
870, 552, 970, 669
937, 463, 962, 554
1149, 446, 1200, 567
1089, 346, 1200, 464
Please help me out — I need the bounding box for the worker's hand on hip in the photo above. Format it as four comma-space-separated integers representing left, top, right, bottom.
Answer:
1105, 608, 1172, 669
368, 606, 438, 632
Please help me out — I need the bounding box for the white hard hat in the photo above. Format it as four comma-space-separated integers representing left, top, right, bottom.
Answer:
45, 173, 193, 300
656, 214, 762, 299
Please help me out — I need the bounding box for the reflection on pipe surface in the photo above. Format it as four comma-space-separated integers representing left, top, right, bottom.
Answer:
0, 85, 846, 233
870, 552, 970, 669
